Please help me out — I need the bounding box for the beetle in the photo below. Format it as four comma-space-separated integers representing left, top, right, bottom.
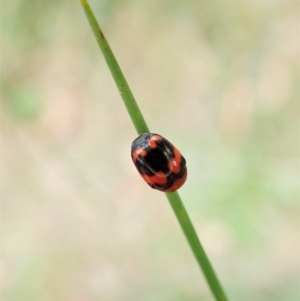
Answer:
131, 133, 187, 192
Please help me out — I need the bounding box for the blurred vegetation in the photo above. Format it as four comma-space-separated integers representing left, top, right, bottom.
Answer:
1, 0, 299, 300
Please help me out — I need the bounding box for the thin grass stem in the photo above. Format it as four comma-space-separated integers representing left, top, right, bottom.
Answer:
80, 0, 149, 134
80, 1, 229, 300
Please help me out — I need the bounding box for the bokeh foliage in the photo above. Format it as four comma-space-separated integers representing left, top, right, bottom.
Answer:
1, 0, 299, 300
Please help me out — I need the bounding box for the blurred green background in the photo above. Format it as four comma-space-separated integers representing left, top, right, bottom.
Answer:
1, 0, 299, 300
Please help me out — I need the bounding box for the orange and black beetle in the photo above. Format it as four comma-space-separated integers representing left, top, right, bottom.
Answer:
131, 133, 187, 192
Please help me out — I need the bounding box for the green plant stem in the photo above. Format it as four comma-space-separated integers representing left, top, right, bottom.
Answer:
80, 1, 229, 301
80, 0, 149, 134
166, 192, 228, 301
